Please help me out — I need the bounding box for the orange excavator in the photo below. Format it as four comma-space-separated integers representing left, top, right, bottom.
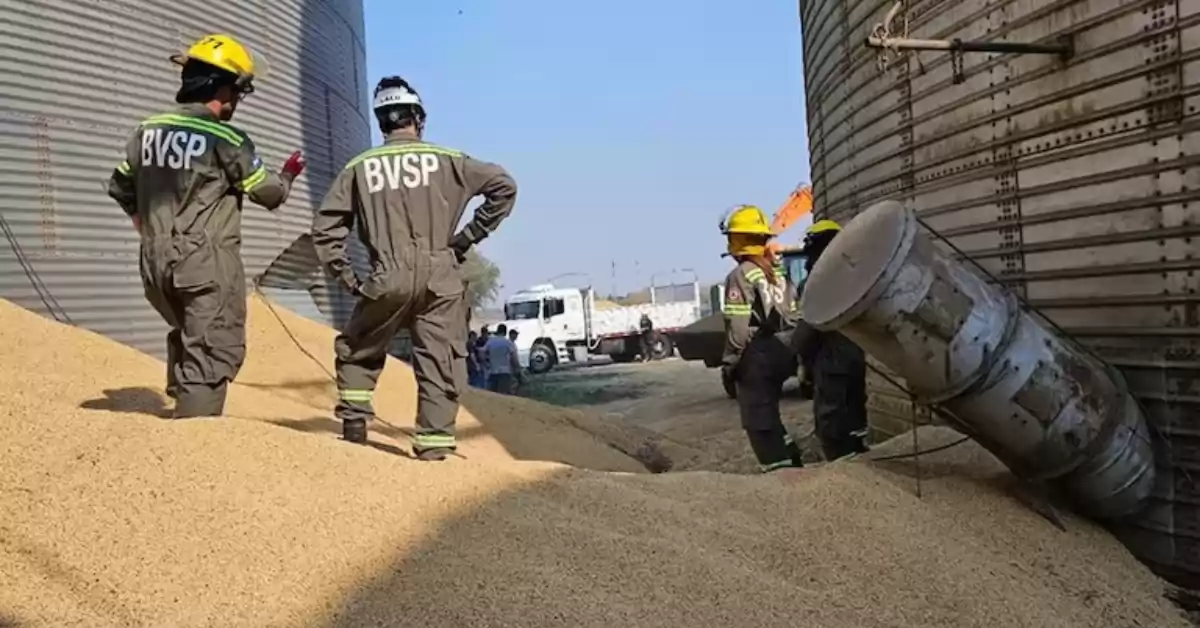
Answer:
766, 183, 814, 257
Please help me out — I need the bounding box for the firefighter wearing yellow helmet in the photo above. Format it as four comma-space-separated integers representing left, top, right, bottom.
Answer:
106, 34, 307, 418
719, 205, 806, 473
799, 218, 870, 459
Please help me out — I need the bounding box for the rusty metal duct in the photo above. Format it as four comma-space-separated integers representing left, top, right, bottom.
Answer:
800, 200, 1156, 520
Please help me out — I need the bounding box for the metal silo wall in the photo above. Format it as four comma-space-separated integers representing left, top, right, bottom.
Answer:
799, 0, 1200, 586
0, 0, 371, 355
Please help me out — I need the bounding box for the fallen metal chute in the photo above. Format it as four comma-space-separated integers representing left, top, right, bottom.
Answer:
800, 200, 1155, 519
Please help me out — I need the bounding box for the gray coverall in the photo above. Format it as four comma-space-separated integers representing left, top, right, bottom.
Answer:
107, 103, 290, 417
312, 130, 517, 454
722, 259, 805, 472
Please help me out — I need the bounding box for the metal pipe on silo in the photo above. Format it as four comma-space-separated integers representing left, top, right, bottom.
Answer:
799, 200, 1156, 519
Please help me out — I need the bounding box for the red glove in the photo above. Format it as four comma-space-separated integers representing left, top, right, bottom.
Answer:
281, 151, 306, 178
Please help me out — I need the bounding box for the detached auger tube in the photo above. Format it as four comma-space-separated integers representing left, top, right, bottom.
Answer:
799, 200, 1155, 519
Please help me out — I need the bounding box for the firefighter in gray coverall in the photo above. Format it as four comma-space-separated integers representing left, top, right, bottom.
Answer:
719, 205, 807, 473
800, 219, 870, 459
107, 34, 305, 418
312, 77, 517, 459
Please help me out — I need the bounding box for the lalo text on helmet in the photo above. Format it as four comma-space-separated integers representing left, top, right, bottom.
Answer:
363, 153, 439, 192
141, 129, 207, 170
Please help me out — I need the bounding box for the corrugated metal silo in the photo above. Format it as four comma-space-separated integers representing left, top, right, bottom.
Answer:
798, 0, 1200, 586
0, 0, 370, 355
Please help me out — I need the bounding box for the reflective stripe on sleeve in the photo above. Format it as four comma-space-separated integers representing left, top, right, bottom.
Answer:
723, 304, 752, 316
239, 165, 268, 192
117, 160, 131, 175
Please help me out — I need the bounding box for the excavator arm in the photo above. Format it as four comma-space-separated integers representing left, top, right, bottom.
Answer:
766, 183, 813, 262
770, 184, 813, 236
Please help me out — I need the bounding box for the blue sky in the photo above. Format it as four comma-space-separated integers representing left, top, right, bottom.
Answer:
363, 0, 811, 301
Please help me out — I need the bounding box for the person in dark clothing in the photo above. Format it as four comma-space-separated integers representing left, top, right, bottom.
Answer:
507, 329, 525, 394
466, 330, 485, 388
312, 76, 517, 458
638, 313, 657, 362
107, 34, 305, 418
719, 205, 806, 473
800, 219, 870, 460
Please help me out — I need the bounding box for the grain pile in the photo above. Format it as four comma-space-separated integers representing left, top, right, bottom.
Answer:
0, 297, 1187, 628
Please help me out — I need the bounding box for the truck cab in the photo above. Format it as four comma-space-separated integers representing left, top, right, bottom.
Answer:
500, 284, 586, 372
499, 281, 703, 374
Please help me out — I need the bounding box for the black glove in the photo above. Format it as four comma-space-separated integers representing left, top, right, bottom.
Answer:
450, 232, 471, 263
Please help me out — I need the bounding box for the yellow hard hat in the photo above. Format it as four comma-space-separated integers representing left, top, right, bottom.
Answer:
171, 34, 257, 85
806, 219, 842, 235
720, 205, 773, 236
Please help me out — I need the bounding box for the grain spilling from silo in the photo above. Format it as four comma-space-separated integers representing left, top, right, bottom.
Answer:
0, 297, 1187, 627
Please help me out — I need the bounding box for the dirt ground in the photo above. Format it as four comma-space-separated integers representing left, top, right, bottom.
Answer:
516, 357, 819, 473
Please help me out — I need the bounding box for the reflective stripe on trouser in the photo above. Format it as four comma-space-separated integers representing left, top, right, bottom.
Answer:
410, 288, 466, 451
141, 242, 247, 417
746, 427, 804, 473
334, 281, 467, 452
735, 333, 802, 472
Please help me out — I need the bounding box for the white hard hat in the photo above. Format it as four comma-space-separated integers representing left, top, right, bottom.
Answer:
373, 85, 422, 111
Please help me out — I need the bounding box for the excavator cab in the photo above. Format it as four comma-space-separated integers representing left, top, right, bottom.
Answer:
778, 246, 810, 294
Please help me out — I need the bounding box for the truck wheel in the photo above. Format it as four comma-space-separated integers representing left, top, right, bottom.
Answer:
721, 368, 737, 399
529, 343, 556, 374
649, 334, 674, 360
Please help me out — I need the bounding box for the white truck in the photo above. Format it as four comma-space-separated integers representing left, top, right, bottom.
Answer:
499, 282, 702, 374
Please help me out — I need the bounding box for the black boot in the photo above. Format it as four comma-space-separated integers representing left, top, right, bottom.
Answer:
786, 440, 806, 468
414, 447, 454, 461
343, 419, 368, 444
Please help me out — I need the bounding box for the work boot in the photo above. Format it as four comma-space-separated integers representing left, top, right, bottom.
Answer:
172, 383, 227, 419
342, 419, 368, 444
414, 447, 454, 462
786, 441, 806, 468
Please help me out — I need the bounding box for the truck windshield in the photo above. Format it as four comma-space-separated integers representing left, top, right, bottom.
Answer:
505, 300, 541, 320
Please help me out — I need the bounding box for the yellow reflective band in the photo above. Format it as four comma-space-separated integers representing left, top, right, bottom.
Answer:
239, 165, 268, 192
338, 388, 373, 403
759, 460, 796, 473
345, 143, 462, 170
745, 269, 765, 282
117, 161, 131, 175
413, 433, 456, 448
723, 304, 752, 316
143, 114, 243, 146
